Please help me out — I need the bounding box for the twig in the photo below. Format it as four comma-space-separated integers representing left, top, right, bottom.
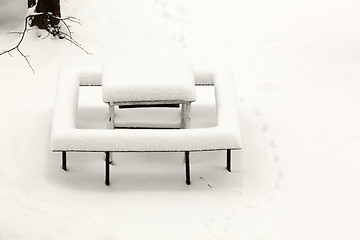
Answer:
42, 32, 50, 39
61, 21, 72, 38
7, 29, 35, 36
63, 16, 81, 25
199, 176, 213, 188
62, 36, 91, 55
58, 31, 80, 45
0, 15, 35, 74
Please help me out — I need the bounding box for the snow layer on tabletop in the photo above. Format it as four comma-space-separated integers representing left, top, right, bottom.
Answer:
51, 65, 241, 152
101, 58, 196, 103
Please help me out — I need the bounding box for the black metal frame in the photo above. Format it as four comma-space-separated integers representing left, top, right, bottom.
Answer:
62, 151, 67, 171
61, 149, 232, 186
119, 104, 180, 109
105, 151, 110, 186
185, 151, 190, 185
227, 149, 231, 172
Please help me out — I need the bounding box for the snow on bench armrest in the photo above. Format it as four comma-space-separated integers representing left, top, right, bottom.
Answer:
192, 66, 215, 86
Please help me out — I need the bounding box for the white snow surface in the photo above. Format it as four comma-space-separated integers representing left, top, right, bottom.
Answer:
1, 0, 360, 239
102, 58, 196, 103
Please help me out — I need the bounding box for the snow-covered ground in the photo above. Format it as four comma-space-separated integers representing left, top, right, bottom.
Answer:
0, 0, 360, 239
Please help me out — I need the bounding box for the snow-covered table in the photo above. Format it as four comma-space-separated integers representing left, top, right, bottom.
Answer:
102, 59, 196, 129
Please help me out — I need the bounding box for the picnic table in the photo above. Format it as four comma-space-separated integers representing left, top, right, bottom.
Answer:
101, 59, 196, 129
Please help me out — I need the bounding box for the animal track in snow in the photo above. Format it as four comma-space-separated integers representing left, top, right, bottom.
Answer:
277, 170, 284, 180
251, 104, 284, 203
254, 107, 262, 116
261, 123, 268, 132
154, 0, 190, 49
154, 0, 190, 22
272, 154, 280, 163
270, 140, 277, 148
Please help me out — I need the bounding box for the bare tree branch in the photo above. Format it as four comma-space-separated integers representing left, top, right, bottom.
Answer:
0, 16, 35, 73
61, 35, 91, 55
42, 32, 50, 39
0, 13, 91, 74
7, 29, 36, 36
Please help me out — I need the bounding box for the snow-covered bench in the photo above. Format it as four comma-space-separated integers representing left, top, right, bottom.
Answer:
51, 65, 241, 186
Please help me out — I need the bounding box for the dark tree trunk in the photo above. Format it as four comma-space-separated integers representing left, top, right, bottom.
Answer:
28, 0, 61, 30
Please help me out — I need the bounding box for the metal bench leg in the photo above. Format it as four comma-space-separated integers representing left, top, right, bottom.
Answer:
105, 152, 110, 186
185, 151, 190, 185
227, 149, 231, 172
62, 151, 67, 171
